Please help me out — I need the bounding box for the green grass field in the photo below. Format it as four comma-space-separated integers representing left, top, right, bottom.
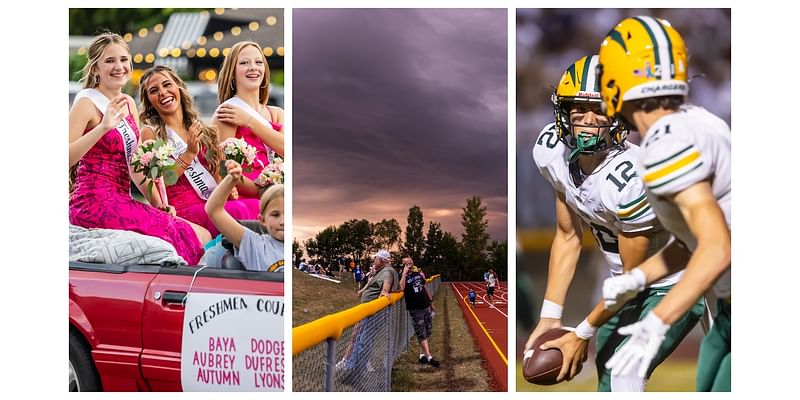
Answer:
292, 270, 493, 391
516, 359, 697, 391
292, 268, 360, 326
392, 286, 493, 392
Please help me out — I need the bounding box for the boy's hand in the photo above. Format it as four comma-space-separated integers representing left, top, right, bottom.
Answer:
225, 160, 243, 182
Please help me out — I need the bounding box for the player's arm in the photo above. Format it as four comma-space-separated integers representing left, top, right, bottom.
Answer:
586, 231, 652, 323
524, 191, 582, 352
651, 181, 730, 324
545, 230, 653, 381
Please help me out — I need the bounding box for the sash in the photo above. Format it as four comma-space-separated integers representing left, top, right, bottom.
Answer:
222, 96, 272, 129
222, 97, 280, 166
74, 88, 137, 163
165, 127, 218, 200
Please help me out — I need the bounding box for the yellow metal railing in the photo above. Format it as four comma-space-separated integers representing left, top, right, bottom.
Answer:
292, 274, 441, 355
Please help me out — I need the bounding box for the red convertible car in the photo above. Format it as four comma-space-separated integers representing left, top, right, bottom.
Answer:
69, 261, 284, 391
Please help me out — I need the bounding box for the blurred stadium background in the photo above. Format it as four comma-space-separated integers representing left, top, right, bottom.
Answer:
515, 8, 730, 391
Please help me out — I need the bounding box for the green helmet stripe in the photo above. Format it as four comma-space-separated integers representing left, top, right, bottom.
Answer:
580, 56, 592, 91
635, 16, 675, 80
567, 63, 577, 89
606, 28, 628, 54
584, 55, 600, 92
634, 16, 662, 68
653, 19, 675, 78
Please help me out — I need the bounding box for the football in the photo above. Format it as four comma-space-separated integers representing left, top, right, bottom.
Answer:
522, 328, 577, 385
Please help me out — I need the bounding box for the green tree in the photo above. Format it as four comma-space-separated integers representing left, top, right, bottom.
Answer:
423, 221, 444, 273
292, 239, 303, 266
440, 232, 463, 280
372, 218, 402, 253
339, 219, 372, 264
404, 205, 425, 261
487, 240, 507, 279
69, 8, 205, 36
305, 226, 341, 266
461, 196, 490, 280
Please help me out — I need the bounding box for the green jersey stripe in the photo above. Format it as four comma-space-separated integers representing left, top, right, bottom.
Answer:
619, 193, 647, 209
644, 144, 695, 169
621, 205, 652, 221
648, 162, 704, 190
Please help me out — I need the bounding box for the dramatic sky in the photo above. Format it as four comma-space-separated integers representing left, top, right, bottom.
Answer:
293, 9, 507, 243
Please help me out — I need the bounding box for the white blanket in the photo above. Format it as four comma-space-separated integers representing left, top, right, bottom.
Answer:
70, 225, 187, 265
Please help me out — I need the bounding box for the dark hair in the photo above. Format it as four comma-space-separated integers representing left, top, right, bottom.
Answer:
627, 95, 683, 113
138, 65, 220, 175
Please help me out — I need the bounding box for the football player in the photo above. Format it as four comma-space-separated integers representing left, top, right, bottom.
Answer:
523, 55, 703, 391
597, 16, 731, 391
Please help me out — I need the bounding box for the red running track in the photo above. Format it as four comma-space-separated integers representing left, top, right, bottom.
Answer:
451, 282, 508, 391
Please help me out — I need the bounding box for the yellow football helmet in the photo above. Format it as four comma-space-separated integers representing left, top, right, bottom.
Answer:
597, 16, 689, 118
552, 55, 627, 160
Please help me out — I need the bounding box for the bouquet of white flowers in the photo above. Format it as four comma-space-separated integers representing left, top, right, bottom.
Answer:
219, 137, 258, 176
131, 139, 178, 206
254, 155, 284, 194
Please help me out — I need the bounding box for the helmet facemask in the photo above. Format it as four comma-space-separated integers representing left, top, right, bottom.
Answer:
553, 93, 628, 162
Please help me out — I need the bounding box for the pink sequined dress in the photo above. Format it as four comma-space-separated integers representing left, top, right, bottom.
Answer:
69, 113, 204, 264
236, 107, 283, 197
167, 146, 260, 237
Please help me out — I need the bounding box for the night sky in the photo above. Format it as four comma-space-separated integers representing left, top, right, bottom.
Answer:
293, 9, 507, 242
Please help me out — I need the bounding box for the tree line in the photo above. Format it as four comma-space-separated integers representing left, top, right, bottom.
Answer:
292, 196, 507, 281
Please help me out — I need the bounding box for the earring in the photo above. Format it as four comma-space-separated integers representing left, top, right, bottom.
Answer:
94, 74, 100, 85
230, 79, 236, 92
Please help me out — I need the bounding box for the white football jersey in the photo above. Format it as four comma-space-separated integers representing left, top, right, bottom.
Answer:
639, 105, 731, 298
533, 123, 682, 287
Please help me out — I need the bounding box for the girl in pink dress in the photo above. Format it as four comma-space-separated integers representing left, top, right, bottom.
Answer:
69, 33, 209, 264
213, 41, 285, 199
138, 65, 260, 237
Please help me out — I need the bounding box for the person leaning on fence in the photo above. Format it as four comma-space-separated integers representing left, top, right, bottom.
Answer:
400, 256, 440, 368
337, 250, 398, 376
358, 250, 397, 301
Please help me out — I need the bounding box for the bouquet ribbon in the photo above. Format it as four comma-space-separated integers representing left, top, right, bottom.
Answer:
156, 177, 169, 208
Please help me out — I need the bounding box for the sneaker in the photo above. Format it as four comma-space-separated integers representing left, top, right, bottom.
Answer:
335, 359, 348, 371
428, 357, 440, 368
419, 355, 428, 364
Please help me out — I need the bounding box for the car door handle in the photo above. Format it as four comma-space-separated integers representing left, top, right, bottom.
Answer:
162, 291, 188, 304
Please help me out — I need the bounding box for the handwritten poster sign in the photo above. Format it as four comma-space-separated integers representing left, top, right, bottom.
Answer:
180, 293, 284, 391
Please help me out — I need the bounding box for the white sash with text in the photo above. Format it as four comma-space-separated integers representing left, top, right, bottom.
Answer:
165, 127, 218, 200
74, 88, 137, 163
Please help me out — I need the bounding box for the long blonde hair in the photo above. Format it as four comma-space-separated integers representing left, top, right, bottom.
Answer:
138, 65, 220, 175
79, 31, 130, 89
217, 41, 271, 105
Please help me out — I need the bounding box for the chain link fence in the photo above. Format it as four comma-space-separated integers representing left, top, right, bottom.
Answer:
293, 276, 441, 391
